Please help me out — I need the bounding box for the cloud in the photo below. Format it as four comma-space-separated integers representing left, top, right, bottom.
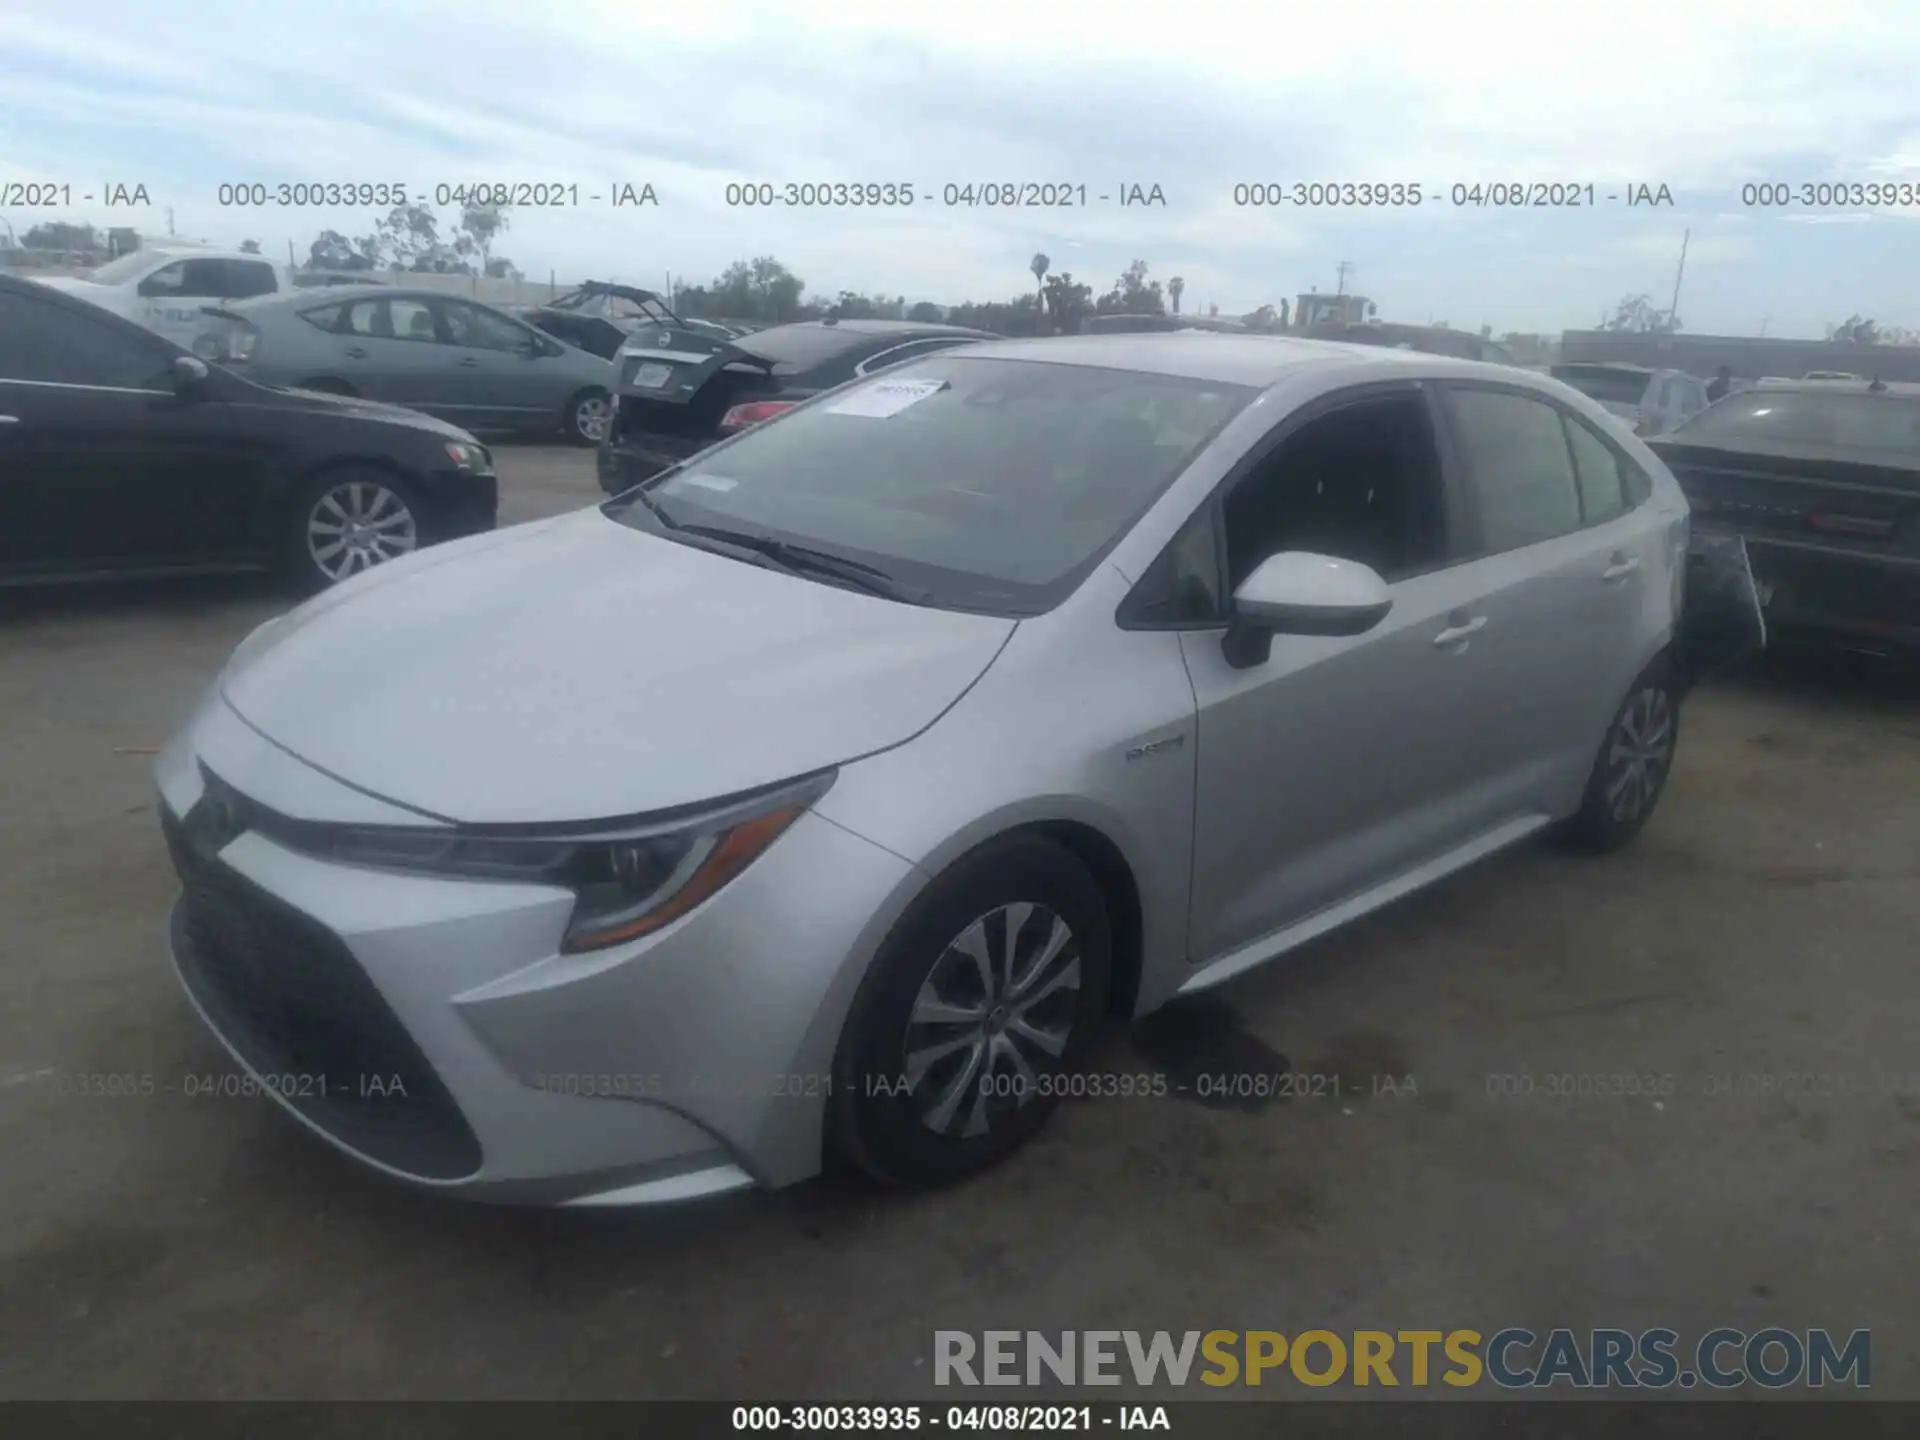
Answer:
2, 0, 1917, 333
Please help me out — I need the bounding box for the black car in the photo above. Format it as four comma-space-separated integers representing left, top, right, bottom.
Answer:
520, 281, 732, 362
0, 273, 498, 594
1647, 380, 1920, 655
598, 318, 997, 493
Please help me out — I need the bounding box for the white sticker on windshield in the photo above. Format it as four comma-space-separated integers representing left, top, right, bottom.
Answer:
680, 473, 738, 493
824, 377, 946, 419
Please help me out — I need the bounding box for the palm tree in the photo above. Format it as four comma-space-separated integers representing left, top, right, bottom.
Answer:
1030, 253, 1050, 332
1169, 275, 1185, 315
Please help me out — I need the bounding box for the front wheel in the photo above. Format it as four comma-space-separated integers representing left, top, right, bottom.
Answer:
286, 469, 423, 594
565, 389, 612, 446
1562, 659, 1681, 852
830, 836, 1111, 1189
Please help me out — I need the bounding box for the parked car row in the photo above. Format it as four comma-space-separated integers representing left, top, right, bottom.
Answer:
0, 273, 499, 591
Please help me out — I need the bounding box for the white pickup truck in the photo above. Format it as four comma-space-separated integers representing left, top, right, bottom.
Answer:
30, 247, 289, 349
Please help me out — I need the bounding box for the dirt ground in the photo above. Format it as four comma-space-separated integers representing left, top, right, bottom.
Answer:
1, 445, 1915, 1400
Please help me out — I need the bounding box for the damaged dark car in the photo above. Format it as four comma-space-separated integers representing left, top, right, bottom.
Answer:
1648, 380, 1920, 656
519, 282, 739, 361
597, 318, 996, 493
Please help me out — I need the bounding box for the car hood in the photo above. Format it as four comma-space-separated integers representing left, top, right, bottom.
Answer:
251, 384, 479, 441
220, 510, 1017, 823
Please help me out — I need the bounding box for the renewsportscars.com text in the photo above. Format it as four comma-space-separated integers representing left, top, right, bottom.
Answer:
934, 1328, 1870, 1390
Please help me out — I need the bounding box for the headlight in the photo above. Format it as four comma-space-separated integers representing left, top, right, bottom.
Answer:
310, 769, 835, 953
444, 440, 494, 474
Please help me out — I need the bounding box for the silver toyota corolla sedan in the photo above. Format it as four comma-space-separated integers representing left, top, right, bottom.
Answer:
155, 334, 1727, 1207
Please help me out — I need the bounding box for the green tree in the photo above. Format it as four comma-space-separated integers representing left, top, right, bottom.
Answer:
23, 221, 100, 251
455, 203, 511, 277
1827, 314, 1880, 345
376, 203, 441, 270
1030, 252, 1050, 327
1095, 259, 1166, 317
1042, 272, 1094, 333
907, 301, 945, 322
239, 239, 262, 255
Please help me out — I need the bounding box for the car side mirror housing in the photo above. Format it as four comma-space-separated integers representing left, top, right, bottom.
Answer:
171, 355, 211, 392
1221, 552, 1394, 669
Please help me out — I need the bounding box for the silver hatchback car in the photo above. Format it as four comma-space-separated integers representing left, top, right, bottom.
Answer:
156, 335, 1748, 1207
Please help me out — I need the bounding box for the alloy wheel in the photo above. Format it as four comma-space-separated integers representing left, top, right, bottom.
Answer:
573, 393, 612, 442
306, 480, 419, 582
902, 902, 1081, 1140
1606, 685, 1674, 823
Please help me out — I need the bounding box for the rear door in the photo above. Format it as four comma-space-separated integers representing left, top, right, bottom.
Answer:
326, 295, 445, 409
1432, 383, 1656, 809
0, 287, 263, 575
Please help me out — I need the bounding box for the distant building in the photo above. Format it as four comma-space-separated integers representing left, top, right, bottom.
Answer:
1295, 292, 1374, 328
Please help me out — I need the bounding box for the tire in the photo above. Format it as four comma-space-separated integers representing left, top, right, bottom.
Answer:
564, 388, 612, 446
1562, 657, 1682, 853
285, 467, 425, 595
829, 835, 1112, 1189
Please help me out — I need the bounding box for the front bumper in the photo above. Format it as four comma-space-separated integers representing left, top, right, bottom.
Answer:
414, 470, 498, 542
154, 690, 916, 1205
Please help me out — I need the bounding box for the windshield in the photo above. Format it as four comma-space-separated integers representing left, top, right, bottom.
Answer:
1670, 390, 1920, 456
610, 355, 1257, 615
80, 251, 158, 285
1552, 366, 1651, 406
729, 324, 877, 371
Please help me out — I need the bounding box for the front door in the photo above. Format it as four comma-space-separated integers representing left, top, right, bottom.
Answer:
1180, 384, 1507, 966
434, 299, 559, 428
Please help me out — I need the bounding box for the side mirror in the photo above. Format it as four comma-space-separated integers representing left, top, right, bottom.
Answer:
171, 355, 211, 392
1222, 552, 1393, 669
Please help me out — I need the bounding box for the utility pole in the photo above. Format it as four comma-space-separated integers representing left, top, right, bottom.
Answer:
1335, 260, 1354, 296
1759, 316, 1769, 337
166, 207, 176, 238
1666, 229, 1689, 331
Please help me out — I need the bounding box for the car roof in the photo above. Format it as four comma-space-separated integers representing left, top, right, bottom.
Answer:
227, 284, 449, 309
786, 319, 997, 339
1752, 378, 1920, 396
949, 331, 1523, 387
1554, 361, 1656, 374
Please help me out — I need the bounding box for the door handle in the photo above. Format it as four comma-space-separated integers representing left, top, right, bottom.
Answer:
1602, 554, 1641, 582
343, 346, 369, 359
457, 357, 480, 368
1432, 616, 1487, 648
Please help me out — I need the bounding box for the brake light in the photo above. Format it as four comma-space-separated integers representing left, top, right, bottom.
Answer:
719, 400, 797, 432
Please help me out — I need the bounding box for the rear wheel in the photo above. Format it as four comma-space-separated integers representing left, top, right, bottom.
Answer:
1563, 659, 1681, 852
565, 389, 612, 446
286, 468, 423, 594
830, 836, 1111, 1188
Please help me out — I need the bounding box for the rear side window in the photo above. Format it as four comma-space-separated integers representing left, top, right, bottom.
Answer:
299, 303, 346, 332
1444, 388, 1584, 553
1563, 415, 1628, 524
224, 261, 279, 299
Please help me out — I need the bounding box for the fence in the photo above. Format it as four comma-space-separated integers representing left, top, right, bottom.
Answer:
1558, 330, 1920, 383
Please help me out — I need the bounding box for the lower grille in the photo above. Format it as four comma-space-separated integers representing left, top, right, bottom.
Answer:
162, 807, 483, 1181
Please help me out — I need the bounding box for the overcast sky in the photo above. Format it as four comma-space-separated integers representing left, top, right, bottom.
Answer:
3, 0, 1917, 338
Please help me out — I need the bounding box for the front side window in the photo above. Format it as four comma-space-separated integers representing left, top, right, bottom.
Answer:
1220, 389, 1451, 590
440, 301, 532, 352
1444, 387, 1584, 553
610, 356, 1256, 615
224, 261, 279, 299
0, 291, 167, 388
136, 262, 190, 298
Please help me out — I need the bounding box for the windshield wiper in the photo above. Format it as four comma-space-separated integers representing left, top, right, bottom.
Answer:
671, 524, 935, 604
